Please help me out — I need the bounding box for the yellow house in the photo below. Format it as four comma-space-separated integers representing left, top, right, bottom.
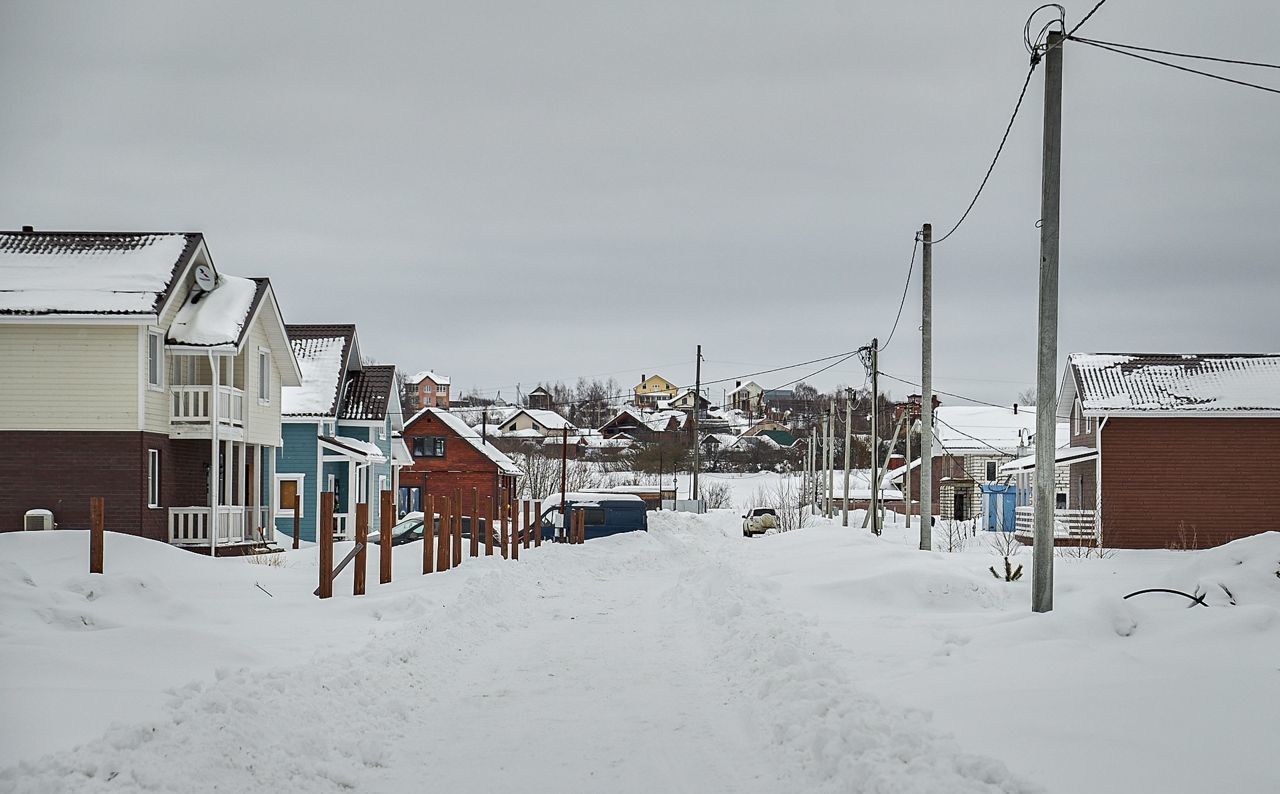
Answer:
633, 373, 678, 407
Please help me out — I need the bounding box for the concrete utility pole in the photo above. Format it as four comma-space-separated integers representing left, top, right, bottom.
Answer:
819, 416, 828, 517
869, 339, 880, 535
1033, 29, 1064, 614
905, 413, 913, 529
692, 344, 702, 501
827, 400, 836, 519
842, 389, 852, 526
920, 223, 933, 552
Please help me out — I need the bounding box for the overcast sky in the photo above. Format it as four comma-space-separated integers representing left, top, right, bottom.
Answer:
3, 1, 1276, 407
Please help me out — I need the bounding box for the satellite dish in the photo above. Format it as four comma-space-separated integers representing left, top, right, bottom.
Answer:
193, 264, 216, 292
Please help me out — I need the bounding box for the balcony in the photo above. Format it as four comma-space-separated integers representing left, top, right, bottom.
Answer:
170, 385, 244, 439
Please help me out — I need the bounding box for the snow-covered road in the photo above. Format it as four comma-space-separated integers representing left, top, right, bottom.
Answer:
1, 516, 1032, 793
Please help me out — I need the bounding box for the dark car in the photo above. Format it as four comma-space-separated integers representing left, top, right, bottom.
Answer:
538, 495, 648, 542
367, 511, 495, 546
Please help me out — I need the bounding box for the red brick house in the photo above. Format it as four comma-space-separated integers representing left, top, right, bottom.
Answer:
404, 370, 450, 410
400, 408, 520, 513
1054, 352, 1280, 548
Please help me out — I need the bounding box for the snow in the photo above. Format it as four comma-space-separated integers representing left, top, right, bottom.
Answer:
0, 233, 191, 315
404, 370, 448, 386
167, 275, 259, 346
933, 406, 1060, 455
320, 435, 387, 463
502, 408, 574, 430
282, 334, 347, 415
2, 500, 1277, 793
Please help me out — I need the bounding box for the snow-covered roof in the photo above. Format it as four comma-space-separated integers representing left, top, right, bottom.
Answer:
282, 326, 353, 417
1000, 446, 1098, 473
0, 231, 199, 315
500, 408, 574, 431
1064, 353, 1280, 416
406, 370, 449, 386
932, 406, 1061, 456
319, 435, 387, 464
167, 275, 262, 346
504, 428, 545, 439
407, 408, 520, 475
728, 381, 763, 396
391, 434, 413, 466
340, 364, 396, 421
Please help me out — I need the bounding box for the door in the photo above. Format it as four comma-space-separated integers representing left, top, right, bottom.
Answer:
954, 492, 969, 522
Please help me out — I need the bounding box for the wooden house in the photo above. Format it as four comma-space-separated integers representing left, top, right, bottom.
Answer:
0, 230, 301, 551
400, 408, 521, 513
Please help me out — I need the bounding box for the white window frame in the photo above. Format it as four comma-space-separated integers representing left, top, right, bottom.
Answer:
436, 384, 447, 394
147, 449, 161, 508
146, 329, 165, 391
275, 474, 305, 517
257, 348, 271, 404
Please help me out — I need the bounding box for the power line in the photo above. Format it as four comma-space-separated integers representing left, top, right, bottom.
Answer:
878, 371, 1073, 420
931, 60, 1039, 245
771, 349, 868, 393
933, 414, 1022, 458
1069, 36, 1280, 96
1070, 36, 1280, 70
878, 233, 920, 353
1066, 0, 1108, 38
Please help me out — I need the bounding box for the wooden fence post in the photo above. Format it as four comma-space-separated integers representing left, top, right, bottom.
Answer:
500, 490, 510, 559
438, 496, 451, 571
523, 501, 531, 550
354, 502, 368, 596
485, 495, 495, 556
292, 493, 301, 550
470, 487, 480, 558
533, 500, 542, 547
89, 497, 104, 574
380, 490, 393, 585
319, 492, 334, 599
452, 489, 463, 564
423, 494, 435, 574
511, 497, 520, 561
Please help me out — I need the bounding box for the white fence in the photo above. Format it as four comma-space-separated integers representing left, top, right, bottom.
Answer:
1014, 506, 1096, 539
168, 506, 247, 545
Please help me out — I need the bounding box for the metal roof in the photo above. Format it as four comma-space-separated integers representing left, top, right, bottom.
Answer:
1066, 353, 1280, 415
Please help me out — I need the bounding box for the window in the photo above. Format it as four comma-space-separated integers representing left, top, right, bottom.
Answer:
276, 476, 304, 516
1055, 493, 1067, 510
258, 350, 270, 403
985, 461, 997, 482
584, 508, 606, 526
413, 436, 446, 457
437, 384, 447, 394
147, 449, 161, 507
147, 330, 163, 389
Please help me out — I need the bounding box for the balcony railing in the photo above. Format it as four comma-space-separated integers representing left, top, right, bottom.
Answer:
1014, 506, 1097, 538
169, 506, 247, 545
171, 385, 244, 426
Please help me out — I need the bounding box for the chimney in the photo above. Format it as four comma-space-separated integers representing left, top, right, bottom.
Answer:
641, 374, 646, 383
1013, 403, 1019, 415
735, 380, 741, 388
21, 225, 34, 233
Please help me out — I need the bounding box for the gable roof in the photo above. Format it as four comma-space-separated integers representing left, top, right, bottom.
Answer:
282, 324, 356, 417
404, 407, 521, 475
340, 364, 396, 421
406, 369, 449, 386
167, 275, 266, 346
729, 380, 763, 397
1062, 353, 1280, 417
498, 408, 574, 431
0, 231, 202, 316
932, 406, 1051, 456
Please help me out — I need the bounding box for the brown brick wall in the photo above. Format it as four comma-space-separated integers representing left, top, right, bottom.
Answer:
401, 413, 517, 514
1101, 417, 1280, 548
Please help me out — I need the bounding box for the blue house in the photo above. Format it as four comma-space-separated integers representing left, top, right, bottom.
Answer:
274, 324, 409, 542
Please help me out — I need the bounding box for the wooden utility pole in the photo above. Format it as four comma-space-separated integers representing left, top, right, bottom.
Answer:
920, 223, 933, 550
869, 338, 880, 535
692, 344, 702, 501
379, 491, 393, 585
89, 497, 104, 574
354, 502, 368, 595
1033, 29, 1065, 614
842, 390, 852, 526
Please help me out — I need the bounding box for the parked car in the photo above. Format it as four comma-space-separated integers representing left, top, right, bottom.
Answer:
538, 494, 648, 542
367, 511, 495, 546
741, 507, 778, 537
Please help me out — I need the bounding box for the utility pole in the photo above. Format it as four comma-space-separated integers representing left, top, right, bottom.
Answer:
692, 344, 702, 502
920, 223, 933, 552
1033, 29, 1064, 614
905, 411, 913, 529
826, 400, 835, 519
869, 338, 880, 535
842, 389, 852, 526
819, 415, 828, 518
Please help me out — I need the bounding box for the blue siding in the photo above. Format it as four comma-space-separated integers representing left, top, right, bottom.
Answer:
276, 422, 321, 542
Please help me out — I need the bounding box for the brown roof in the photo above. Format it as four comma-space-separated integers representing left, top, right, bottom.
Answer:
283, 324, 356, 417
340, 364, 397, 421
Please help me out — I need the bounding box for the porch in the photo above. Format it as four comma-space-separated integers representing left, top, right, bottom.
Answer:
167, 437, 278, 550
167, 353, 246, 440
1013, 506, 1098, 544
169, 505, 272, 546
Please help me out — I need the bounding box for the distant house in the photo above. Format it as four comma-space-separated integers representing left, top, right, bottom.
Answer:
1014, 352, 1280, 549
667, 388, 712, 413
728, 380, 764, 414
405, 370, 450, 410
600, 406, 655, 441
633, 373, 678, 408
401, 408, 521, 513
275, 325, 409, 541
526, 385, 553, 411
0, 230, 301, 551
496, 408, 575, 437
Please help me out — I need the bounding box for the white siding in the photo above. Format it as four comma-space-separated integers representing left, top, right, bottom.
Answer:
241, 316, 283, 446
0, 324, 140, 430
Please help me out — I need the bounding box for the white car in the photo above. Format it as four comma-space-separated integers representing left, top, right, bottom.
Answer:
742, 507, 778, 537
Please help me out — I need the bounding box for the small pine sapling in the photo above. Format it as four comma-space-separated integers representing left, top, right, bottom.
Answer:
989, 557, 1023, 582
